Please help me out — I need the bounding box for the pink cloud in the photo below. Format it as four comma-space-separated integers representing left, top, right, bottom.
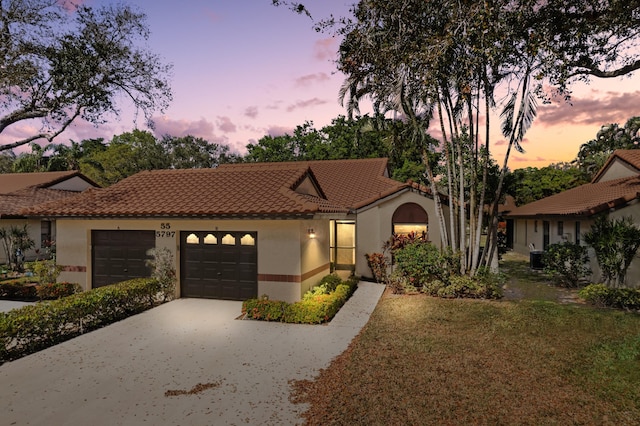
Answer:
537, 90, 640, 127
152, 116, 226, 144
510, 155, 548, 163
295, 73, 330, 87
267, 125, 294, 137
314, 38, 337, 61
285, 98, 328, 112
244, 106, 259, 119
203, 7, 221, 22
58, 0, 83, 12
216, 116, 237, 133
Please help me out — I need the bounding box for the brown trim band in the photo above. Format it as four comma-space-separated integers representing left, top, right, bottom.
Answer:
301, 263, 331, 282
62, 265, 87, 272
258, 273, 300, 283
258, 263, 331, 284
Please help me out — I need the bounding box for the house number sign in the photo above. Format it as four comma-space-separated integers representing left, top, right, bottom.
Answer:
156, 223, 175, 238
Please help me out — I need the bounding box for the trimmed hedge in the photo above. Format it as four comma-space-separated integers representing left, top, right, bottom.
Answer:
242, 276, 358, 324
0, 281, 38, 301
578, 284, 640, 310
37, 282, 80, 300
0, 278, 161, 363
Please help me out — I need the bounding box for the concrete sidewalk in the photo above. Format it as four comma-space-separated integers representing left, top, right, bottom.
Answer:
0, 300, 34, 313
0, 281, 385, 425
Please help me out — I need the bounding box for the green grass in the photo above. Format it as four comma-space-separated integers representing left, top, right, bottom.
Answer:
292, 262, 640, 425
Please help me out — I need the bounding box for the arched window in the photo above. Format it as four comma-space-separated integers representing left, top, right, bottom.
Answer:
392, 203, 428, 238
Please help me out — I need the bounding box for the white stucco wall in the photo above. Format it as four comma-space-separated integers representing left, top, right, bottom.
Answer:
55, 217, 331, 302
355, 190, 445, 280
0, 218, 53, 265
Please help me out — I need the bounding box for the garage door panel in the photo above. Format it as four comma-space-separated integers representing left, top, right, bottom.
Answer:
92, 230, 155, 288
180, 231, 257, 300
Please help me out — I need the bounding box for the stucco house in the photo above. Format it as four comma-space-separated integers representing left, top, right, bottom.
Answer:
506, 150, 640, 287
24, 158, 444, 302
0, 171, 98, 264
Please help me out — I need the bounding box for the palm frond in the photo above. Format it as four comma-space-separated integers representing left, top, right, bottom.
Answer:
500, 92, 516, 139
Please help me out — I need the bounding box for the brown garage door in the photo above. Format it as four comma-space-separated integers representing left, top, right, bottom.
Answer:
180, 231, 257, 300
92, 230, 155, 288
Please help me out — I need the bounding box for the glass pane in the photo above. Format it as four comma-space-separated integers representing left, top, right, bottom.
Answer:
204, 234, 217, 245
222, 233, 236, 245
240, 234, 255, 246
393, 224, 428, 237
336, 222, 355, 247
186, 233, 199, 244
336, 247, 355, 265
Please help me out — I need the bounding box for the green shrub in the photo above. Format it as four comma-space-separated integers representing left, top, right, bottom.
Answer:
1, 278, 161, 363
0, 281, 38, 300
32, 259, 63, 285
394, 241, 459, 286
36, 282, 80, 300
242, 276, 358, 324
579, 284, 640, 310
542, 242, 591, 287
242, 297, 288, 321
365, 252, 389, 284
318, 274, 343, 293
421, 269, 503, 300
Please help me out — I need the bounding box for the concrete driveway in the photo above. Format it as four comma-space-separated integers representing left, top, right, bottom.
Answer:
0, 300, 35, 313
0, 282, 384, 425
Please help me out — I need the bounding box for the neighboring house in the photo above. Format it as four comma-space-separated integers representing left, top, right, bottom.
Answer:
506, 150, 640, 287
24, 158, 445, 302
0, 171, 99, 264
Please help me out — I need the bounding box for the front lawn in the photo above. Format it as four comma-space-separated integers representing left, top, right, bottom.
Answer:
292, 289, 640, 424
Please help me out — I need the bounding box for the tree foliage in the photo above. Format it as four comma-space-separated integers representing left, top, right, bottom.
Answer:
584, 215, 640, 288
0, 1, 172, 152
320, 0, 640, 275
505, 163, 587, 206
574, 116, 640, 180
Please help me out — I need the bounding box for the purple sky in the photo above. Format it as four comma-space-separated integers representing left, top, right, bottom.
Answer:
4, 0, 640, 169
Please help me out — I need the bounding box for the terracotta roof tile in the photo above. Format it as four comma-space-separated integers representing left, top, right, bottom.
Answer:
25, 158, 406, 218
0, 188, 83, 217
591, 149, 640, 183
0, 171, 83, 194
506, 174, 640, 218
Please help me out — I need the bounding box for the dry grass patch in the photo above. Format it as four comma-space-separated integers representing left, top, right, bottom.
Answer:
292, 294, 640, 425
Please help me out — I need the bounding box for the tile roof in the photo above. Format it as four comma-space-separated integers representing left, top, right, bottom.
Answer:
591, 149, 640, 183
506, 174, 640, 218
0, 171, 82, 194
0, 188, 83, 217
24, 158, 409, 218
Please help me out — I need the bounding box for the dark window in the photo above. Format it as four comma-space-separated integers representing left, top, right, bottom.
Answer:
575, 221, 581, 244
41, 220, 52, 248
557, 221, 564, 236
543, 221, 550, 250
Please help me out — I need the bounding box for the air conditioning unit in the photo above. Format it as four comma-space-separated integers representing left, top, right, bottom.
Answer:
562, 233, 572, 241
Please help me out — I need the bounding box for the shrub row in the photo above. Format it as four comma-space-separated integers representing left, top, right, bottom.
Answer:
0, 281, 79, 301
578, 284, 640, 310
0, 278, 161, 363
242, 276, 358, 324
0, 281, 38, 301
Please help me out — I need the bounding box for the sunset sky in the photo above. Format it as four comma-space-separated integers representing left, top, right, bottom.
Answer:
4, 0, 640, 169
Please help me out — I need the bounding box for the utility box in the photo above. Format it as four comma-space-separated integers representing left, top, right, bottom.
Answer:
530, 251, 544, 270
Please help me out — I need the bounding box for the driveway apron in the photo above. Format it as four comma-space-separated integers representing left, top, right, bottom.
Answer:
0, 282, 384, 426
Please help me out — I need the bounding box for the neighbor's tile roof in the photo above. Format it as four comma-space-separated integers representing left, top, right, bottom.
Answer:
0, 171, 81, 194
0, 188, 83, 217
591, 149, 640, 183
506, 174, 640, 218
24, 158, 409, 218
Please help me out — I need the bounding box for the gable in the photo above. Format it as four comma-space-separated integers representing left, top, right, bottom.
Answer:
47, 175, 97, 192
592, 150, 640, 183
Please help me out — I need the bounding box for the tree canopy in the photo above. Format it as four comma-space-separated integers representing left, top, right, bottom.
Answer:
0, 0, 172, 152
323, 0, 640, 274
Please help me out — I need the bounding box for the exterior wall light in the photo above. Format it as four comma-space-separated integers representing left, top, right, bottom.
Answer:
307, 228, 316, 239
